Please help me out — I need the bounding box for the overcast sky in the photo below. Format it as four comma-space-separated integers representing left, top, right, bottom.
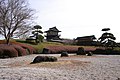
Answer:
28, 0, 120, 42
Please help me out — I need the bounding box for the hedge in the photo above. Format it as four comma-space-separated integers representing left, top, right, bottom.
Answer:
0, 43, 36, 58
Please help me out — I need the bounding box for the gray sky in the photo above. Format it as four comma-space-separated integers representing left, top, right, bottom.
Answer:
28, 0, 120, 42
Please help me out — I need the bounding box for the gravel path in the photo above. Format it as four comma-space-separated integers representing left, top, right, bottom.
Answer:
0, 54, 120, 80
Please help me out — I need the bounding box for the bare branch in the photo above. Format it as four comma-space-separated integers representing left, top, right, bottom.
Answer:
0, 0, 34, 44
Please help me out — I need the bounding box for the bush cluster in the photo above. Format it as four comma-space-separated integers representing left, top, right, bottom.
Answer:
43, 45, 79, 54
0, 40, 6, 44
0, 44, 18, 58
93, 48, 106, 54
13, 42, 36, 54
0, 43, 36, 58
32, 56, 57, 63
93, 48, 120, 55
42, 45, 96, 54
12, 45, 27, 56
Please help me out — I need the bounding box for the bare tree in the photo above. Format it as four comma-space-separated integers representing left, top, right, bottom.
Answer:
0, 0, 34, 44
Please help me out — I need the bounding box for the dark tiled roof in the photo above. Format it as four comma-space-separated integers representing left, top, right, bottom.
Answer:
76, 35, 96, 40
45, 27, 61, 32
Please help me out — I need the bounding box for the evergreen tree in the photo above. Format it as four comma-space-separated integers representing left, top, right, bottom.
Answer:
32, 25, 43, 44
98, 28, 116, 49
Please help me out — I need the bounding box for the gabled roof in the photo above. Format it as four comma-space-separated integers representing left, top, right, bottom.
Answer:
76, 35, 96, 40
45, 26, 61, 32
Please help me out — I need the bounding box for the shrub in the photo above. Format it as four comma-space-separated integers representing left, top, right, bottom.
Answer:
0, 41, 37, 58
0, 40, 6, 44
0, 47, 4, 57
12, 42, 37, 54
84, 47, 96, 52
61, 52, 69, 57
0, 44, 18, 58
22, 45, 36, 54
42, 45, 96, 54
93, 48, 120, 55
43, 45, 79, 54
32, 56, 57, 63
64, 46, 78, 53
42, 46, 64, 54
77, 47, 85, 55
12, 45, 27, 56
93, 48, 106, 54
111, 50, 120, 55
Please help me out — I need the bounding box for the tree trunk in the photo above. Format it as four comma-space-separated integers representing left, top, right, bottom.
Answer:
5, 35, 10, 45
6, 38, 10, 45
